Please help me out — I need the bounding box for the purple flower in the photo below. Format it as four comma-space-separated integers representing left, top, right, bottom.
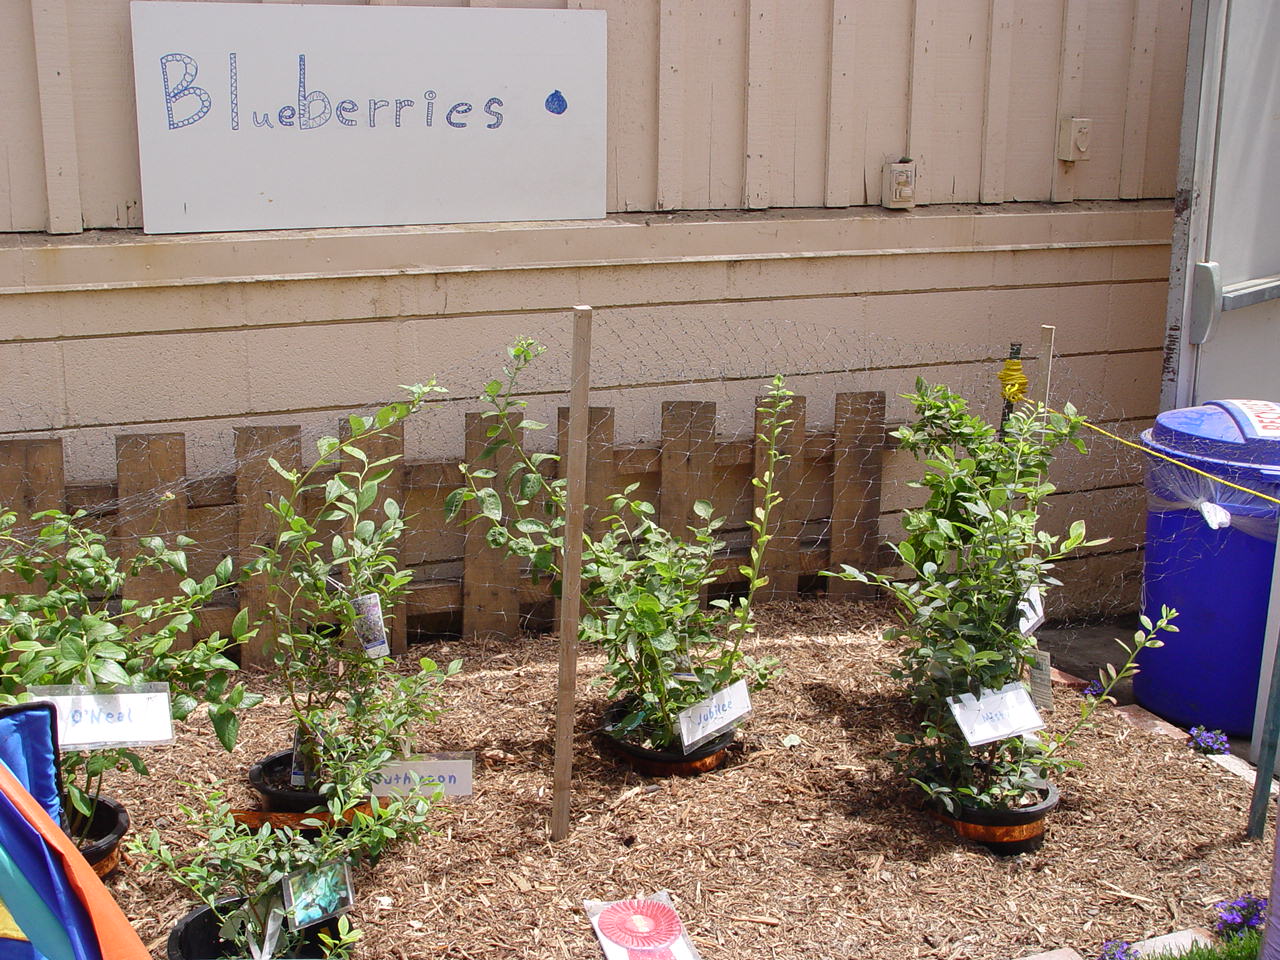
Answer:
1214, 895, 1267, 938
1188, 725, 1231, 755
1083, 680, 1104, 699
1098, 940, 1139, 960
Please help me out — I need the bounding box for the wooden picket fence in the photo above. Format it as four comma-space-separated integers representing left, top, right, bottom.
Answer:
0, 391, 888, 666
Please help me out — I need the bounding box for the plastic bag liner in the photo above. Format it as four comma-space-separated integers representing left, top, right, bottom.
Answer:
1145, 455, 1279, 543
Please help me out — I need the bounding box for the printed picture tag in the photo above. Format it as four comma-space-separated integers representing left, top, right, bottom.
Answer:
948, 681, 1045, 747
1029, 647, 1055, 713
31, 683, 174, 751
1018, 585, 1045, 636
371, 753, 474, 798
352, 593, 390, 658
584, 892, 701, 960
677, 679, 751, 754
282, 859, 354, 932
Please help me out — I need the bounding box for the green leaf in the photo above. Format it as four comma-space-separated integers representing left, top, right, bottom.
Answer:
231, 606, 251, 640
209, 706, 241, 752
478, 488, 503, 522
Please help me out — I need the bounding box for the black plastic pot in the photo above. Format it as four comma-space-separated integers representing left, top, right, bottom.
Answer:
934, 781, 1060, 856
168, 899, 334, 960
248, 750, 325, 813
68, 795, 130, 878
600, 700, 736, 777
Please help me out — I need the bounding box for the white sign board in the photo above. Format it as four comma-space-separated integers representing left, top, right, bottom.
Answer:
130, 2, 606, 233
677, 679, 751, 753
31, 683, 174, 751
371, 753, 473, 798
947, 682, 1045, 747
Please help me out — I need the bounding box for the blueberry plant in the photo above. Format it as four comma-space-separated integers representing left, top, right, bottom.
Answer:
447, 339, 791, 749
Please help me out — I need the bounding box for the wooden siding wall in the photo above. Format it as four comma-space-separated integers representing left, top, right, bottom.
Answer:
1, 0, 1191, 232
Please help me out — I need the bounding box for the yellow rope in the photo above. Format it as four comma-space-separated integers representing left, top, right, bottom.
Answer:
998, 358, 1030, 402
996, 356, 1280, 507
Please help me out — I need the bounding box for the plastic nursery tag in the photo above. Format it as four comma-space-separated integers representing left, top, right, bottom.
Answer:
282, 859, 355, 932
584, 892, 702, 960
352, 593, 391, 658
1017, 586, 1045, 636
30, 682, 174, 751
290, 727, 308, 787
1028, 647, 1055, 713
677, 679, 751, 754
371, 752, 474, 798
947, 681, 1045, 747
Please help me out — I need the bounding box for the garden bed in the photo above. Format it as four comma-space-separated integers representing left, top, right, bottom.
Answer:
108, 599, 1272, 959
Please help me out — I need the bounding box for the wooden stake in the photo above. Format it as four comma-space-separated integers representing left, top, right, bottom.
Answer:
551, 306, 593, 841
1038, 324, 1057, 407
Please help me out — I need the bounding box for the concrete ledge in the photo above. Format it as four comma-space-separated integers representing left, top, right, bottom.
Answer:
1131, 927, 1214, 956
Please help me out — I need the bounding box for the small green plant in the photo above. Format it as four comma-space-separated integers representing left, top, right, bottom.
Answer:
245, 381, 459, 793
134, 781, 434, 959
0, 508, 259, 835
446, 340, 791, 749
825, 380, 1172, 811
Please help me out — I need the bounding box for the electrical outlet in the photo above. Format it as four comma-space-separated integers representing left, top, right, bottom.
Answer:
1056, 117, 1092, 162
882, 159, 917, 209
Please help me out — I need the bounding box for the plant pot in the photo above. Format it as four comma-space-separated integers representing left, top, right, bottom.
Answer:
599, 700, 735, 777
249, 750, 325, 813
68, 795, 130, 878
931, 781, 1060, 856
168, 899, 335, 960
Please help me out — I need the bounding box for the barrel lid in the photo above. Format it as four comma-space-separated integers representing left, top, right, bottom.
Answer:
1150, 399, 1280, 466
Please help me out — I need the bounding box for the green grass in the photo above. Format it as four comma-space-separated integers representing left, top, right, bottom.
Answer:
1145, 931, 1260, 960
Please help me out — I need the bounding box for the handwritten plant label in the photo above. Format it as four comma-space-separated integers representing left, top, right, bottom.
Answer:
370, 753, 473, 798
352, 593, 390, 659
1029, 647, 1055, 713
30, 683, 174, 751
947, 681, 1045, 747
129, 2, 606, 233
677, 679, 751, 754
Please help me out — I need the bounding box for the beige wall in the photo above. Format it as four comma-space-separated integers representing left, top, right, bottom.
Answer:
0, 0, 1191, 616
3, 0, 1190, 231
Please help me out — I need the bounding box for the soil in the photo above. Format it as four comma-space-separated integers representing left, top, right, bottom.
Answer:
105, 598, 1274, 960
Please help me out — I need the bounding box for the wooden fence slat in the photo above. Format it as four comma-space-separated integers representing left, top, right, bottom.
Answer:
235, 426, 300, 668
343, 420, 408, 656
754, 395, 805, 600
659, 400, 716, 536
462, 413, 522, 640
828, 392, 886, 599
115, 434, 188, 637
0, 438, 65, 593
557, 406, 615, 537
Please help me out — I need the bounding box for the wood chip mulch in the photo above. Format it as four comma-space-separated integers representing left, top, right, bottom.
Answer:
105, 598, 1273, 960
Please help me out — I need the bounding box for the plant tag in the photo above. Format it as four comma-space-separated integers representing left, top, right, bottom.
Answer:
371, 753, 473, 798
30, 683, 174, 751
948, 681, 1045, 747
282, 859, 354, 932
352, 593, 390, 658
584, 892, 702, 960
1029, 647, 1055, 713
1017, 585, 1045, 636
677, 679, 751, 754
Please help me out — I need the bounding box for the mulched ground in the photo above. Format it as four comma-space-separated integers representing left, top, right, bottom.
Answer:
106, 598, 1273, 960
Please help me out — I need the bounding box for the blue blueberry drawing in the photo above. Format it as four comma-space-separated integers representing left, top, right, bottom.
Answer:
544, 90, 568, 115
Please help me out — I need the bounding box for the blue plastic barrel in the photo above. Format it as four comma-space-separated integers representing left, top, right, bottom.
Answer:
1135, 399, 1280, 736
